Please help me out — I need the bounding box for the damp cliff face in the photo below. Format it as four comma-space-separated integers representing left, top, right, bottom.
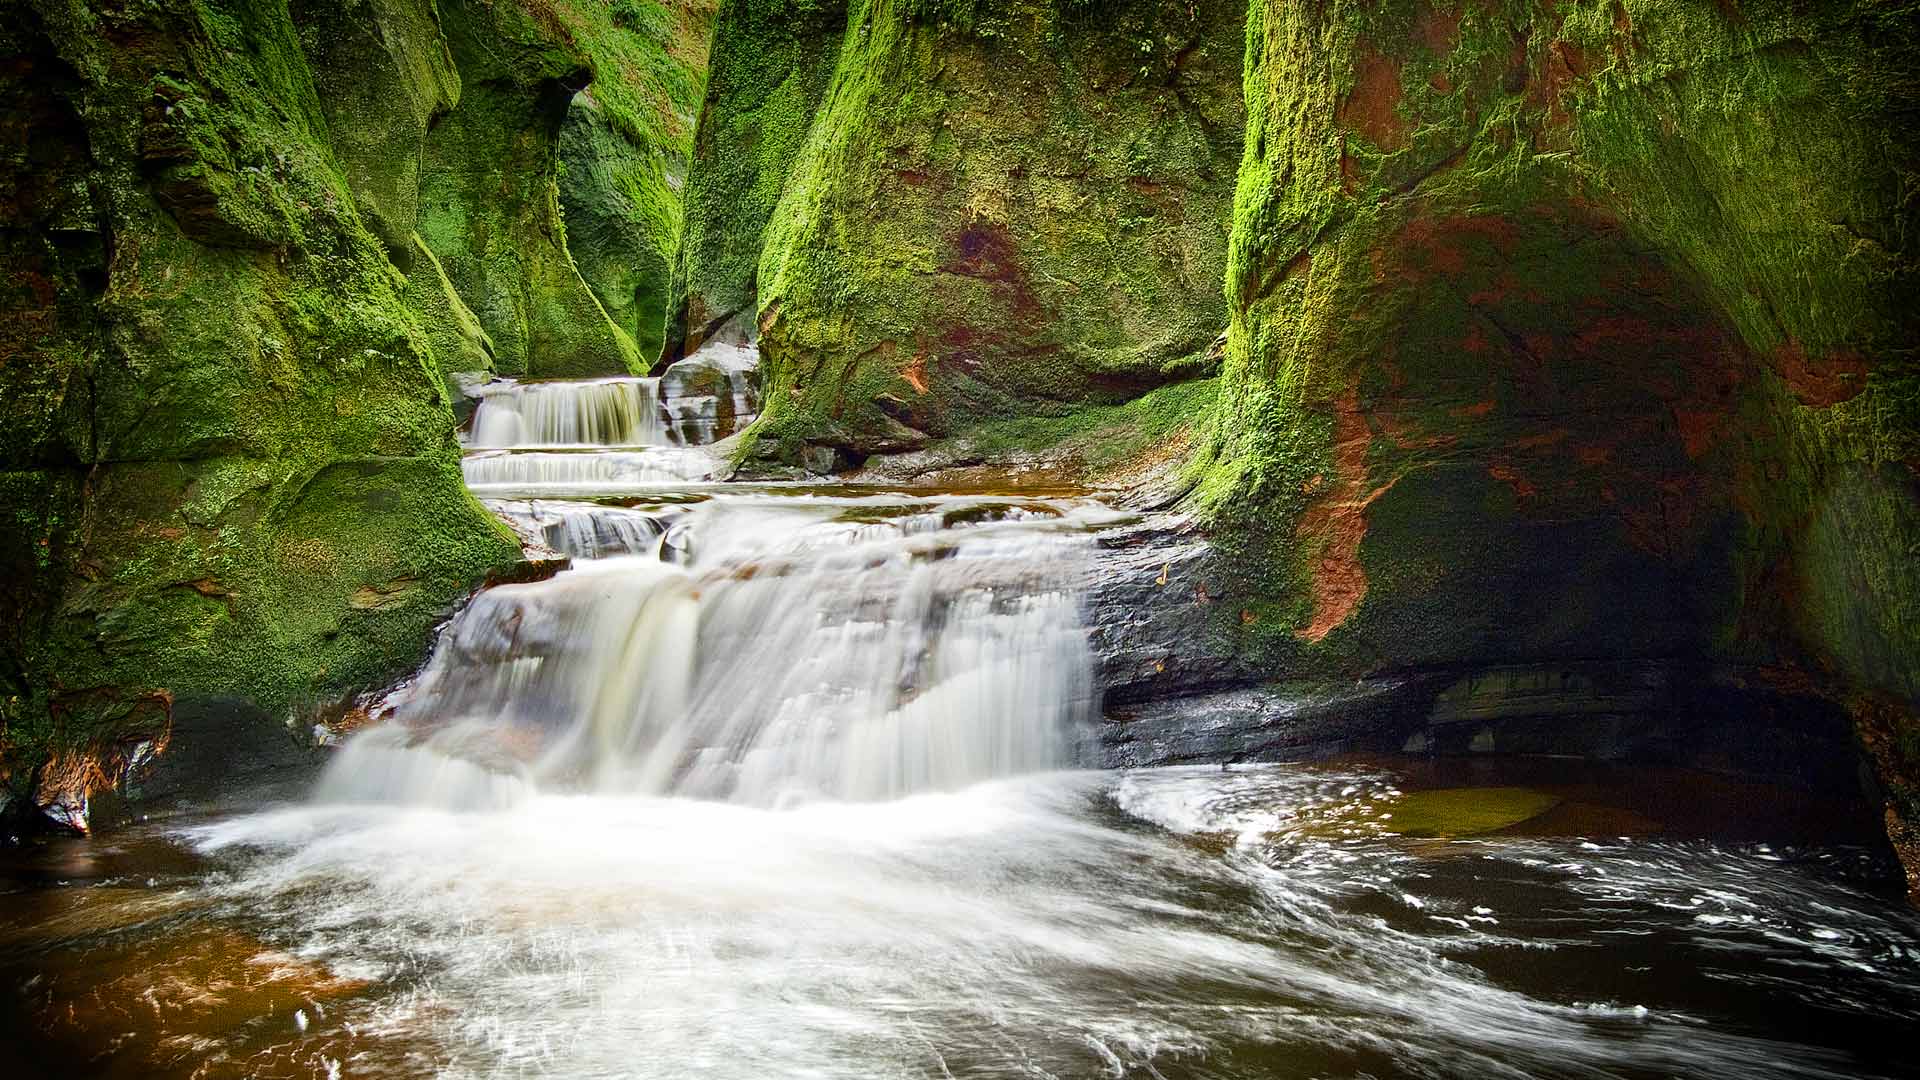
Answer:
661, 0, 847, 367
1185, 0, 1919, 875
415, 0, 714, 379
674, 0, 1247, 464
673, 0, 1919, 883
0, 0, 712, 827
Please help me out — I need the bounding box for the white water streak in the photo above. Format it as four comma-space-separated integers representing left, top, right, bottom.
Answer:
468, 377, 666, 448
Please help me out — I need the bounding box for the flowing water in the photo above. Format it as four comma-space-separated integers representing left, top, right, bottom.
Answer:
5, 349, 1919, 1079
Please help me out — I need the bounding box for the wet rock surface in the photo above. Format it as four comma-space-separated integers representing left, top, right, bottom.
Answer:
1085, 514, 1872, 801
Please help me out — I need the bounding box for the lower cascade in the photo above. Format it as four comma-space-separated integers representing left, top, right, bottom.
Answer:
324, 344, 1109, 808
325, 492, 1109, 806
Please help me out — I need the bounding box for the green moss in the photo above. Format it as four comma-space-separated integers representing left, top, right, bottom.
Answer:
413, 5, 619, 376
558, 91, 671, 360
409, 0, 721, 378
1197, 0, 1919, 689
403, 231, 498, 378
962, 373, 1221, 474
291, 0, 461, 260
0, 0, 520, 805
550, 0, 717, 362
736, 0, 1247, 457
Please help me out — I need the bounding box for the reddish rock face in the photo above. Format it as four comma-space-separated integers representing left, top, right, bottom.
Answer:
1276, 203, 1774, 654
1209, 0, 1919, 884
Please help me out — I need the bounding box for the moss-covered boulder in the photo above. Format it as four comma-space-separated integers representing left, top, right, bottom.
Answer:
557, 0, 716, 366
677, 0, 1246, 461
662, 0, 850, 366
1192, 0, 1918, 883
0, 0, 521, 827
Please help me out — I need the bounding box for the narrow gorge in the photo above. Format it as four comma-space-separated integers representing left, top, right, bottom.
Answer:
2, 1, 1917, 1076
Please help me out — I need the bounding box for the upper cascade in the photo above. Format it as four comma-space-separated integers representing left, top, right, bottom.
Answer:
466, 339, 763, 451
468, 377, 667, 449
340, 332, 1110, 809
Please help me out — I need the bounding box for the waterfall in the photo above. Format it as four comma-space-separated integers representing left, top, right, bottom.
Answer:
460, 447, 718, 492
328, 495, 1106, 806
325, 340, 1110, 807
468, 377, 667, 448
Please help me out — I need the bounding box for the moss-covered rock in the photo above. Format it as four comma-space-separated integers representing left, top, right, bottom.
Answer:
412, 0, 628, 378
1193, 0, 1918, 881
676, 0, 1246, 461
0, 0, 530, 826
289, 0, 461, 263
0, 0, 723, 824
401, 0, 715, 380
662, 0, 850, 365
557, 0, 717, 364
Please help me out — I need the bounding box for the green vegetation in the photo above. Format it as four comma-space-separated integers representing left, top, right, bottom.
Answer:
0, 0, 712, 819
682, 0, 1247, 462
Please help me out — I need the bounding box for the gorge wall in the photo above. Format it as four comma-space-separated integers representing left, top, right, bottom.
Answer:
668, 0, 1248, 466
683, 0, 1919, 882
2, 0, 1915, 888
0, 0, 713, 826
1186, 0, 1920, 879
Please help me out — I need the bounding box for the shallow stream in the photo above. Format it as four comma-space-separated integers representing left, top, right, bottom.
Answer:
6, 356, 1916, 1079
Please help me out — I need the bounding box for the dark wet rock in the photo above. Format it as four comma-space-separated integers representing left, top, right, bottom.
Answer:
1097, 652, 1867, 803
657, 342, 762, 445
1087, 515, 1258, 706
120, 698, 323, 818
1083, 510, 1869, 792
484, 556, 574, 589
1099, 676, 1441, 769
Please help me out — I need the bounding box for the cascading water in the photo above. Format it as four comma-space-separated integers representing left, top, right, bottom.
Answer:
328, 492, 1110, 806
334, 342, 1105, 807
459, 347, 761, 494
10, 342, 1916, 1080
468, 377, 668, 448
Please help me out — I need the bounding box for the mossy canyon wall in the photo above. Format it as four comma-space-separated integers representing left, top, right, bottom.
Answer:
2, 0, 1916, 882
0, 0, 714, 825
682, 0, 1919, 883
1187, 0, 1920, 884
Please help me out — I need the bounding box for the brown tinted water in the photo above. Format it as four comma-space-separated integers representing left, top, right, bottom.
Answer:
3, 757, 1915, 1080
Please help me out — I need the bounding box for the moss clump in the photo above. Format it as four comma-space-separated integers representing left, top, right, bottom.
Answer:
962, 373, 1222, 477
